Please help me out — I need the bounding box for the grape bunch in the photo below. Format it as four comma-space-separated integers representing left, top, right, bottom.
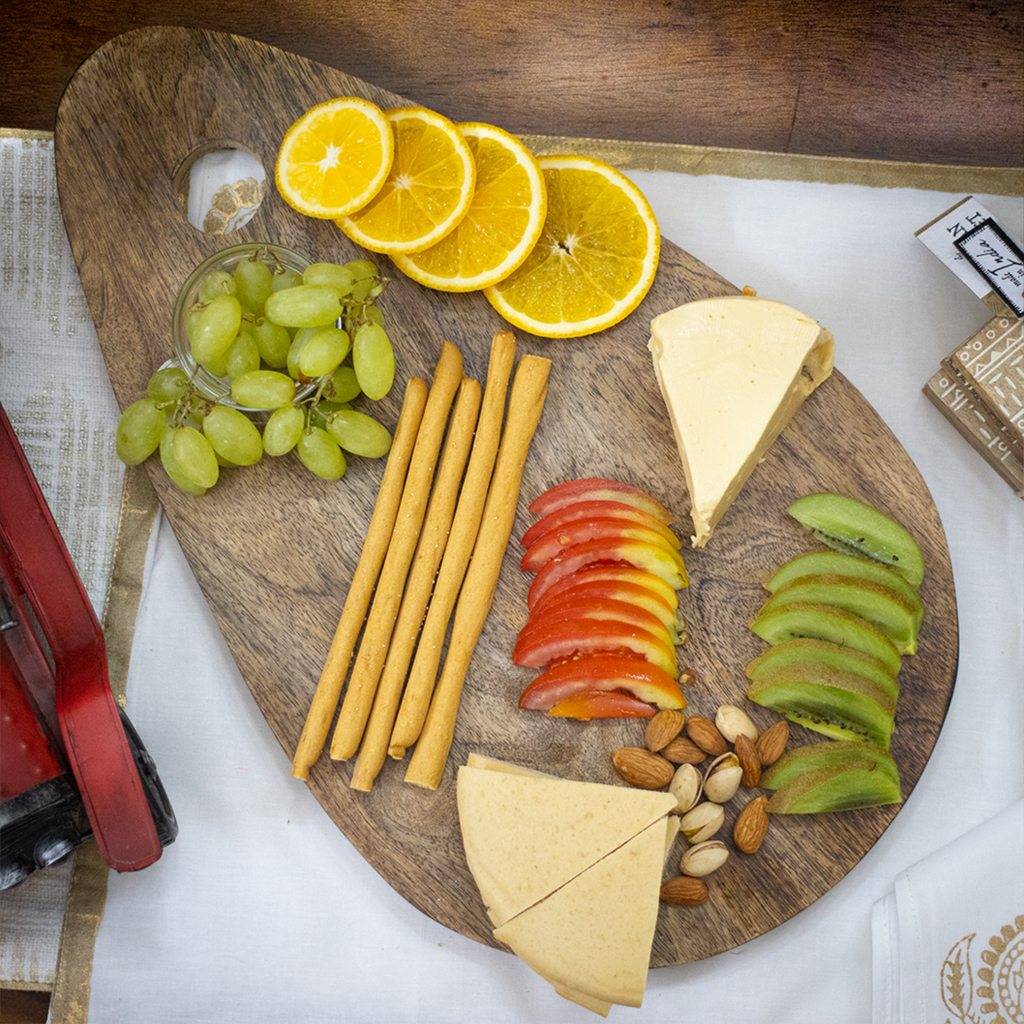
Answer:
115, 249, 397, 493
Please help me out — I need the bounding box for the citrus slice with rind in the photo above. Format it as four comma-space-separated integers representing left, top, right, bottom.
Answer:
391, 123, 547, 292
336, 106, 477, 256
275, 97, 394, 219
483, 155, 660, 338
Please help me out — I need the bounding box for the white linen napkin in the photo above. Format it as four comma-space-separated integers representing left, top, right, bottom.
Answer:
871, 798, 1024, 1024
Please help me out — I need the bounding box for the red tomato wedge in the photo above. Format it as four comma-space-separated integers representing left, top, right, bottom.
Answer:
526, 537, 688, 610
520, 517, 682, 573
530, 564, 680, 613
520, 500, 681, 549
512, 618, 677, 678
547, 689, 657, 719
529, 478, 672, 525
518, 596, 676, 650
531, 579, 683, 643
519, 653, 685, 711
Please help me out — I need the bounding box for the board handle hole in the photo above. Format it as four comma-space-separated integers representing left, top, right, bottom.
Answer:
173, 142, 267, 235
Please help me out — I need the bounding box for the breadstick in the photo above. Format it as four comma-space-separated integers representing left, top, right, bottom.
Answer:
290, 376, 428, 780
388, 332, 517, 759
329, 341, 464, 761
349, 377, 482, 791
404, 354, 551, 790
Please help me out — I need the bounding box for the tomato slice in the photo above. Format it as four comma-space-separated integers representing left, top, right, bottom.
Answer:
529, 478, 673, 525
520, 517, 682, 573
526, 538, 688, 610
547, 689, 657, 720
512, 617, 678, 677
520, 500, 681, 550
530, 564, 680, 613
531, 579, 683, 643
520, 596, 675, 649
519, 653, 685, 710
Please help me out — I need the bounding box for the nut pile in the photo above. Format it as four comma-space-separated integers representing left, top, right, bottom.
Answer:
612, 704, 789, 908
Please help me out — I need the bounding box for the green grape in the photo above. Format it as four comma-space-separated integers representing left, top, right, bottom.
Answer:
115, 398, 166, 464
352, 322, 395, 400
190, 294, 242, 367
362, 304, 385, 326
297, 427, 346, 480
350, 278, 378, 303
260, 403, 303, 456
286, 333, 309, 380
326, 365, 361, 403
225, 329, 261, 378
234, 256, 274, 314
146, 366, 190, 404
345, 259, 377, 281
172, 425, 220, 488
231, 370, 296, 409
204, 348, 230, 379
265, 285, 343, 327
303, 262, 355, 295
159, 425, 207, 495
326, 409, 392, 458
202, 404, 263, 465
270, 266, 303, 291
262, 404, 305, 455
252, 319, 291, 368
198, 270, 236, 302
299, 327, 350, 378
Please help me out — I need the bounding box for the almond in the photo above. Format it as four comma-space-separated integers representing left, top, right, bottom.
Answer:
660, 736, 708, 765
755, 719, 789, 766
645, 709, 686, 752
612, 747, 674, 789
686, 716, 728, 756
733, 794, 769, 853
734, 732, 761, 788
660, 875, 709, 907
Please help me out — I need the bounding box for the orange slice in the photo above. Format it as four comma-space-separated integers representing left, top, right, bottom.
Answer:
483, 155, 660, 338
275, 97, 394, 219
391, 123, 547, 292
336, 106, 476, 256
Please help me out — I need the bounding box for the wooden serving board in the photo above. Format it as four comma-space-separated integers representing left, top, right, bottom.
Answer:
54, 26, 958, 966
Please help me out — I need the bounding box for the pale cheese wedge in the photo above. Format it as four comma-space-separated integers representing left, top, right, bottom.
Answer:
493, 816, 672, 1009
457, 766, 676, 928
649, 294, 834, 548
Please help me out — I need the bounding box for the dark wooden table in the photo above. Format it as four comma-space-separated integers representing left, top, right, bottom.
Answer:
6, 0, 1023, 168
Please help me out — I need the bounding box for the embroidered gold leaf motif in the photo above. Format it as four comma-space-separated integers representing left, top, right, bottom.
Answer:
941, 916, 1024, 1024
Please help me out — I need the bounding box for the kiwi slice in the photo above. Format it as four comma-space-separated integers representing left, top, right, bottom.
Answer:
765, 758, 903, 813
787, 493, 924, 588
746, 637, 900, 705
764, 551, 924, 632
749, 601, 902, 676
761, 738, 900, 790
757, 573, 919, 654
747, 661, 895, 749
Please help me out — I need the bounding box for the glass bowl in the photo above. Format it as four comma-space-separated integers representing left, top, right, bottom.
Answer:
171, 243, 319, 410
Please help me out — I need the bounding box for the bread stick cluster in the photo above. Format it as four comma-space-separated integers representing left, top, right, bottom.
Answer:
291, 333, 550, 791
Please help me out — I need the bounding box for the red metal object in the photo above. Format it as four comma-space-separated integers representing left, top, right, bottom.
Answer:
0, 402, 164, 873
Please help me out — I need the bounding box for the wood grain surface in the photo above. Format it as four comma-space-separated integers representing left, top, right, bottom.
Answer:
11, 0, 1024, 168
53, 27, 958, 965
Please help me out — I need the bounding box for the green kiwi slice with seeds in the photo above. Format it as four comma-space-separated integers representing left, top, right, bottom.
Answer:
787, 492, 924, 588
749, 601, 902, 676
747, 660, 896, 749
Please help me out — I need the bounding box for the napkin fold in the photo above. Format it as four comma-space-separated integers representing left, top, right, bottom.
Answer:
871, 798, 1024, 1024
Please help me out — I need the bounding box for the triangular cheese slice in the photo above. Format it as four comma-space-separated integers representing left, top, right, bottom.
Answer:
457, 766, 676, 928
648, 294, 834, 548
492, 817, 671, 1009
